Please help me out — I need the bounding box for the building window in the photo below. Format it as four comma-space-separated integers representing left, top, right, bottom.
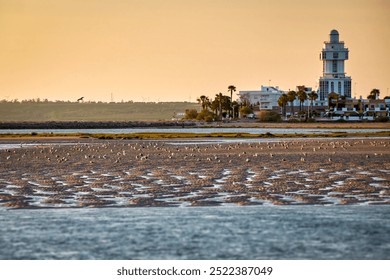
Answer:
344, 81, 351, 98
331, 81, 334, 92
338, 82, 342, 94
261, 95, 269, 99
332, 60, 337, 72
319, 80, 329, 101
333, 52, 339, 59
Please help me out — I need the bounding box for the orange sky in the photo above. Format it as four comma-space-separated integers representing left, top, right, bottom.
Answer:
0, 0, 389, 102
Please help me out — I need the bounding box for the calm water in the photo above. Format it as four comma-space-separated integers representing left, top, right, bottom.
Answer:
1, 127, 389, 134
0, 206, 389, 260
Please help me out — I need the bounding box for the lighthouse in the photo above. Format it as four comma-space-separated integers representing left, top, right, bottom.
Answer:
319, 30, 352, 104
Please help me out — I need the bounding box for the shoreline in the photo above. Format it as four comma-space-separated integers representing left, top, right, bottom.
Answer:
1, 120, 389, 130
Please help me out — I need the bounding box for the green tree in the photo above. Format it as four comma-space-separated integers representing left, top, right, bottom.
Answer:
328, 92, 339, 111
367, 89, 380, 100
221, 95, 231, 111
258, 111, 281, 122
307, 91, 318, 118
231, 101, 239, 118
239, 93, 250, 107
240, 106, 253, 117
357, 99, 363, 116
277, 94, 288, 118
185, 109, 198, 119
339, 95, 346, 109
287, 90, 297, 116
196, 109, 215, 122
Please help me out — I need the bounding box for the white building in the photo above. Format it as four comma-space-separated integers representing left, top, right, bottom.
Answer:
238, 30, 353, 114
238, 86, 285, 111
318, 29, 352, 105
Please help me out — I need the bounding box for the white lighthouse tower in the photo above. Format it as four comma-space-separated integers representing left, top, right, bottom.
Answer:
319, 30, 352, 104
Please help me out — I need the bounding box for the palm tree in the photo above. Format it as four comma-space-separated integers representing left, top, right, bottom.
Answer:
287, 90, 297, 117
228, 85, 236, 117
367, 88, 380, 100
307, 91, 318, 118
197, 95, 210, 110
277, 94, 288, 118
210, 99, 218, 116
214, 92, 224, 120
297, 90, 307, 112
228, 85, 236, 102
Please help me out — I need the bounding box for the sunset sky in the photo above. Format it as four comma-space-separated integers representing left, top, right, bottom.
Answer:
0, 0, 389, 102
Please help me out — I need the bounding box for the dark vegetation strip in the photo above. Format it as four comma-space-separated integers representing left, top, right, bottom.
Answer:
0, 131, 389, 139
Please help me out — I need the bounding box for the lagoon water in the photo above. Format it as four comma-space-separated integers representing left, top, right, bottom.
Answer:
1, 206, 389, 260
1, 127, 389, 135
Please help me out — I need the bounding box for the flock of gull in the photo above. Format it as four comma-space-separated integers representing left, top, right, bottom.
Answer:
0, 138, 389, 208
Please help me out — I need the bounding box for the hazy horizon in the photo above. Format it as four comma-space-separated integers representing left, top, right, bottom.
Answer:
1, 0, 389, 102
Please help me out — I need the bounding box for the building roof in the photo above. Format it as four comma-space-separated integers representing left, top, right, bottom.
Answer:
329, 29, 340, 43
330, 29, 339, 36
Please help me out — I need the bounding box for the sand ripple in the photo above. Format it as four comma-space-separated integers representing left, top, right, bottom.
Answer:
1, 138, 389, 208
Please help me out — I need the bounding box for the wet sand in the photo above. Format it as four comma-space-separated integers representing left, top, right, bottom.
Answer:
0, 138, 389, 208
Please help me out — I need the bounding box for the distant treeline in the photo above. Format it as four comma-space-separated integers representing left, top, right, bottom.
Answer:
0, 121, 197, 130
0, 99, 180, 104
0, 101, 200, 122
